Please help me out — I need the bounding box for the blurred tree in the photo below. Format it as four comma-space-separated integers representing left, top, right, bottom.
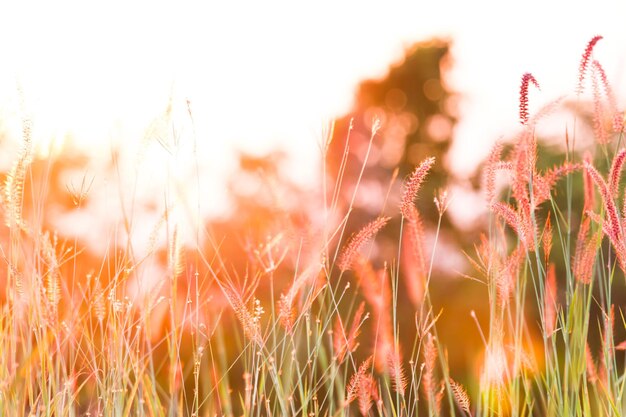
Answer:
325, 39, 488, 379
326, 38, 471, 274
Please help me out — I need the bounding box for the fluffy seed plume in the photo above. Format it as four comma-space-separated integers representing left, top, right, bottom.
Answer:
543, 214, 553, 263
92, 276, 106, 323
278, 272, 309, 334
533, 162, 582, 208
586, 343, 599, 383
449, 378, 471, 415
402, 206, 427, 307
220, 286, 263, 346
422, 333, 438, 399
353, 259, 394, 371
334, 302, 366, 363
584, 160, 626, 271
346, 356, 373, 404
544, 263, 557, 335
608, 148, 626, 197
519, 73, 540, 125
483, 142, 505, 204
583, 152, 596, 212
573, 217, 598, 284
4, 115, 33, 230
593, 60, 623, 133
387, 350, 407, 395
41, 231, 60, 315
577, 35, 603, 94
400, 157, 436, 218
496, 247, 524, 306
434, 189, 451, 215
584, 161, 621, 240
601, 305, 615, 381
357, 374, 376, 416
592, 64, 610, 144
278, 292, 297, 334
338, 216, 391, 271
491, 202, 532, 248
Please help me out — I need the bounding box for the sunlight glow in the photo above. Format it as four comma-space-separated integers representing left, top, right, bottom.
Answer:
2, 0, 626, 201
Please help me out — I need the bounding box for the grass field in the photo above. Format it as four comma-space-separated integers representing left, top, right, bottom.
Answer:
1, 35, 625, 417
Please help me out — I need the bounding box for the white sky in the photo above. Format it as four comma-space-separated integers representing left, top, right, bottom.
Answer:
1, 0, 626, 219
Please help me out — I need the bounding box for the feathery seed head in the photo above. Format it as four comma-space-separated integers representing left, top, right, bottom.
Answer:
577, 35, 603, 94
338, 216, 390, 271
519, 73, 540, 125
401, 157, 436, 218
449, 378, 471, 415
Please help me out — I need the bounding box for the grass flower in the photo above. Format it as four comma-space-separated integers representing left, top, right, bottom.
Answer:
400, 157, 436, 218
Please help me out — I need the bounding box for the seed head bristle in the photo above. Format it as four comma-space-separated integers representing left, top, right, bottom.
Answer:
543, 214, 553, 263
491, 202, 532, 248
278, 272, 309, 334
434, 189, 450, 215
586, 343, 599, 383
583, 152, 596, 212
519, 73, 540, 125
346, 356, 373, 404
422, 333, 437, 399
221, 285, 263, 346
357, 374, 376, 416
602, 305, 615, 376
483, 142, 504, 204
338, 216, 391, 272
608, 149, 626, 197
583, 161, 626, 274
533, 162, 581, 207
334, 302, 366, 363
449, 378, 472, 415
387, 350, 407, 395
93, 277, 106, 323
544, 263, 557, 335
401, 157, 436, 218
278, 292, 297, 334
402, 207, 427, 307
592, 64, 610, 144
592, 60, 622, 133
584, 161, 622, 243
577, 35, 603, 94
41, 231, 60, 315
573, 217, 598, 284
496, 247, 524, 306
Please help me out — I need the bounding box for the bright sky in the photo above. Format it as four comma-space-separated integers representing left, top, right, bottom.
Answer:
2, 0, 626, 221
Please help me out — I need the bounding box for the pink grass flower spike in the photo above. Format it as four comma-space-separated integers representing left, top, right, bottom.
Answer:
577, 35, 603, 94
519, 73, 540, 125
400, 157, 436, 218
